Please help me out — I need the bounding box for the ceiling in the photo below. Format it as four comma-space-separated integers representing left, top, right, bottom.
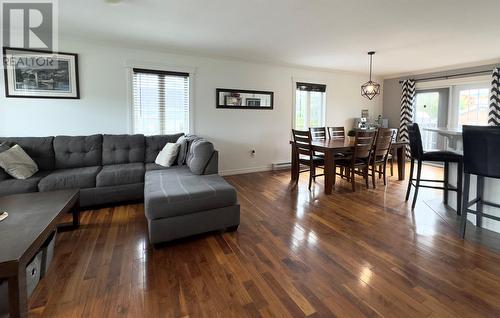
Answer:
59, 0, 500, 77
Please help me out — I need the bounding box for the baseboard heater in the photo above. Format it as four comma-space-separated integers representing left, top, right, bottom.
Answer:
272, 162, 291, 170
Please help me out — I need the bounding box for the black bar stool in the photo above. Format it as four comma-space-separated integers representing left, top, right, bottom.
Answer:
405, 123, 463, 213
460, 125, 500, 238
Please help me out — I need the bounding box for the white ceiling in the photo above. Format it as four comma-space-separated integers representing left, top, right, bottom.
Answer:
59, 0, 500, 77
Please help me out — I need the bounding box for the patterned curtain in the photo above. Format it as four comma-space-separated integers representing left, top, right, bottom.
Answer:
399, 79, 416, 158
488, 68, 500, 126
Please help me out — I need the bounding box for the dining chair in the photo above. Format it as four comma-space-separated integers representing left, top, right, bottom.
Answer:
309, 127, 327, 140
334, 130, 377, 192
460, 125, 500, 238
370, 128, 393, 188
405, 123, 463, 212
388, 128, 398, 176
326, 126, 349, 179
327, 127, 345, 140
292, 129, 325, 189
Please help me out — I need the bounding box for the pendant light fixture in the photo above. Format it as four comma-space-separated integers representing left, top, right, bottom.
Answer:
361, 51, 381, 100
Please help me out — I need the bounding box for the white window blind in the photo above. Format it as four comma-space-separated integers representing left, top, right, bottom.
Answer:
132, 68, 190, 135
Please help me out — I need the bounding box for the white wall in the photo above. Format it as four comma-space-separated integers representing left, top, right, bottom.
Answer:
0, 39, 383, 175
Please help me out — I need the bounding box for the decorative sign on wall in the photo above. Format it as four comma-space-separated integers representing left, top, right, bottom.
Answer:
3, 47, 80, 99
216, 88, 273, 109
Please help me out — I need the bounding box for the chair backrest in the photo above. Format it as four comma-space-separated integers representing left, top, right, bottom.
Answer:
309, 127, 327, 140
372, 128, 393, 161
353, 130, 376, 160
390, 128, 398, 142
408, 123, 424, 159
292, 129, 313, 158
327, 127, 345, 140
463, 125, 500, 178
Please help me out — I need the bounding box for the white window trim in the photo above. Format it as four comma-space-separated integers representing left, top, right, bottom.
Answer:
291, 77, 328, 130
125, 60, 196, 134
415, 75, 491, 129
449, 81, 491, 129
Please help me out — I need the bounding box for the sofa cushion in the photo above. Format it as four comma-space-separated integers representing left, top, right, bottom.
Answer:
102, 134, 145, 165
0, 171, 50, 196
38, 166, 101, 192
145, 163, 168, 171
144, 166, 237, 220
145, 133, 184, 163
0, 142, 11, 181
0, 144, 39, 179
186, 139, 215, 175
184, 135, 202, 163
176, 135, 189, 165
0, 137, 54, 170
54, 135, 102, 169
96, 163, 145, 187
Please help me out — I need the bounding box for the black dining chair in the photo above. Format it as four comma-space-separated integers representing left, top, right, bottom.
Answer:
405, 123, 463, 212
292, 129, 325, 189
460, 125, 500, 238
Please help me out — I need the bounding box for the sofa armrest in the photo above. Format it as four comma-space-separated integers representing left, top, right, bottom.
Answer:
204, 150, 219, 175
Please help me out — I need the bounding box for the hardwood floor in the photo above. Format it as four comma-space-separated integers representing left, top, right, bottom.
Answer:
28, 165, 500, 317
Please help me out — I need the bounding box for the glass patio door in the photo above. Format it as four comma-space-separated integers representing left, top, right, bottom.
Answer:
413, 88, 449, 150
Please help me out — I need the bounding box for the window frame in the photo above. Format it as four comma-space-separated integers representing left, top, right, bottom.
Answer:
125, 60, 196, 135
291, 78, 327, 130
450, 82, 491, 128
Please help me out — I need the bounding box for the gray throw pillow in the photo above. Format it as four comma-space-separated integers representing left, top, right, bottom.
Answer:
186, 139, 214, 175
0, 144, 39, 179
185, 135, 202, 164
176, 135, 189, 165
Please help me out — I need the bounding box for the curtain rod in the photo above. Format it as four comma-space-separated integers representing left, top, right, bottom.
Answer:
398, 69, 494, 84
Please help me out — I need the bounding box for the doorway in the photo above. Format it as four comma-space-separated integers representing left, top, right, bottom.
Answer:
414, 88, 449, 150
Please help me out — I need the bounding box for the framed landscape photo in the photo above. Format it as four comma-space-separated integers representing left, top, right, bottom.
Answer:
3, 47, 80, 99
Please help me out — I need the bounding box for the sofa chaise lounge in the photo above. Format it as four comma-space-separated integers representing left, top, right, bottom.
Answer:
0, 134, 240, 243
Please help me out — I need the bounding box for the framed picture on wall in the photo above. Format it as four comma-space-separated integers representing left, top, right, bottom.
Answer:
3, 47, 80, 99
216, 88, 273, 109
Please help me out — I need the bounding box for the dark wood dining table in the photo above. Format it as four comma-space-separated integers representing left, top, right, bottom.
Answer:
290, 139, 408, 194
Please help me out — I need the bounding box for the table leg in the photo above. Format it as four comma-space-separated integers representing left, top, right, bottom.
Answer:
324, 150, 334, 195
57, 197, 80, 232
8, 268, 28, 318
396, 145, 406, 181
291, 143, 298, 182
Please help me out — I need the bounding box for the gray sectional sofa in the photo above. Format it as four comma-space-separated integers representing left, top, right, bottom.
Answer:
0, 134, 240, 244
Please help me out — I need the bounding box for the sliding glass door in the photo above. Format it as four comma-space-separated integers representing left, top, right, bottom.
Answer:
414, 88, 449, 150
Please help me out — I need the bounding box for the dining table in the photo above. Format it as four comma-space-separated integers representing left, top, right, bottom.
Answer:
290, 139, 408, 194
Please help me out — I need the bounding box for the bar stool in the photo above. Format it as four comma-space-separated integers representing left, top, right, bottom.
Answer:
405, 123, 463, 213
460, 125, 500, 238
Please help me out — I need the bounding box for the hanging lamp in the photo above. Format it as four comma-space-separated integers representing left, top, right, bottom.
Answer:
361, 51, 381, 100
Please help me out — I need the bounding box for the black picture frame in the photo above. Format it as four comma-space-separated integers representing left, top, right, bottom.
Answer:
3, 47, 80, 99
216, 88, 273, 110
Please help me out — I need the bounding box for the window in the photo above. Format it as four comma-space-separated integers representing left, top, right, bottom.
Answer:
294, 82, 326, 130
132, 68, 190, 135
414, 91, 440, 150
457, 86, 490, 126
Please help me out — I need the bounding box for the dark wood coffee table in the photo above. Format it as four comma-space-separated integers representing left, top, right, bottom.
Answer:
0, 189, 80, 318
